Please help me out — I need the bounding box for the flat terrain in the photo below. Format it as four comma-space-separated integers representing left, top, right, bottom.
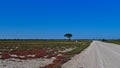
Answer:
0, 40, 91, 68
105, 40, 120, 45
62, 41, 120, 68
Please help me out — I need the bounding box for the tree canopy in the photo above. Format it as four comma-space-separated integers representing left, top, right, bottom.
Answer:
64, 33, 72, 41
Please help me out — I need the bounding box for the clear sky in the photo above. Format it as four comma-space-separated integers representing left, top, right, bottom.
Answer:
0, 0, 120, 39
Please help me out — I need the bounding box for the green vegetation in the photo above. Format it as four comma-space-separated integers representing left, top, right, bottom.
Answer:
0, 39, 91, 53
0, 39, 92, 68
103, 40, 120, 45
64, 33, 72, 41
65, 40, 92, 59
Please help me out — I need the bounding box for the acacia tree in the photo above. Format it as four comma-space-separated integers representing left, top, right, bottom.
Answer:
64, 33, 72, 41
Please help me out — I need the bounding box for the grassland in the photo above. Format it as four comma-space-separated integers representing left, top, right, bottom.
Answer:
0, 39, 92, 68
0, 39, 92, 58
101, 40, 120, 45
0, 40, 92, 52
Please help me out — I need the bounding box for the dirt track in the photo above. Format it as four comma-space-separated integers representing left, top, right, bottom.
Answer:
62, 41, 120, 68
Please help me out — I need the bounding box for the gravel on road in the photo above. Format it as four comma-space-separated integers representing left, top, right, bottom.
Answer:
62, 41, 120, 68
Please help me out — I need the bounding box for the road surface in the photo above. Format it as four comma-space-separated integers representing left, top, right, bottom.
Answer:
62, 41, 120, 68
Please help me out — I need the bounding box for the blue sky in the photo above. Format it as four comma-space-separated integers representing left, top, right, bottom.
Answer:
0, 0, 120, 39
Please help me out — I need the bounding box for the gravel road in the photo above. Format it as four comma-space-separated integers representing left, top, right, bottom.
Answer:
62, 41, 120, 68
